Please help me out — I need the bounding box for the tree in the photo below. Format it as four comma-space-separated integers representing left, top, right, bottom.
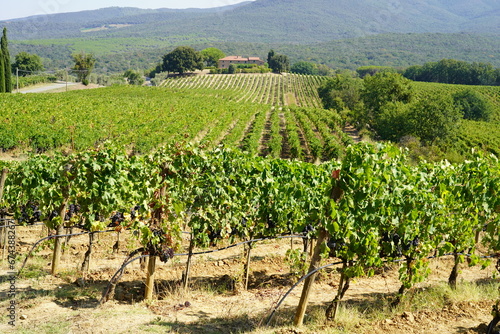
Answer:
12, 52, 44, 75
361, 72, 413, 118
228, 64, 237, 74
356, 66, 395, 78
200, 47, 225, 67
291, 61, 317, 75
318, 73, 362, 111
268, 52, 290, 73
452, 89, 493, 121
267, 50, 275, 66
124, 69, 144, 86
406, 94, 461, 144
0, 42, 4, 93
72, 52, 96, 86
1, 27, 11, 93
162, 46, 203, 75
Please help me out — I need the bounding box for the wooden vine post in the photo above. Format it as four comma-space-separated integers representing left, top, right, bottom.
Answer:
182, 234, 194, 291
81, 232, 95, 273
244, 241, 253, 290
294, 169, 343, 327
51, 199, 68, 275
52, 163, 73, 276
144, 162, 169, 301
145, 255, 157, 300
0, 168, 7, 202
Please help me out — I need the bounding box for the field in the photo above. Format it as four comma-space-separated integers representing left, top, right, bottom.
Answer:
0, 224, 499, 334
1, 73, 500, 333
0, 74, 350, 161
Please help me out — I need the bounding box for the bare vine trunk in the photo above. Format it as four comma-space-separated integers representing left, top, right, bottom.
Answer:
51, 200, 68, 275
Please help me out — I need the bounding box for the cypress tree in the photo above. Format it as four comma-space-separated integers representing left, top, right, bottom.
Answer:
1, 28, 11, 93
0, 45, 5, 93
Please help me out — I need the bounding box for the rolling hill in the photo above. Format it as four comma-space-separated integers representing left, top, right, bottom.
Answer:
1, 0, 499, 42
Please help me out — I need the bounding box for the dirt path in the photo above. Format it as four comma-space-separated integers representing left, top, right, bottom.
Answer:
0, 225, 498, 334
343, 124, 362, 143
17, 82, 101, 94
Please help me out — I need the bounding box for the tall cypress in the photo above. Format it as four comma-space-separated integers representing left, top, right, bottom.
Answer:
0, 44, 5, 93
1, 28, 11, 93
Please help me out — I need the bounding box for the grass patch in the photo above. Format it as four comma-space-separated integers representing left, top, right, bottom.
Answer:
15, 320, 72, 334
17, 255, 49, 280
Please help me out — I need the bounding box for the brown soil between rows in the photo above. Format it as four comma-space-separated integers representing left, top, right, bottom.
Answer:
0, 225, 498, 333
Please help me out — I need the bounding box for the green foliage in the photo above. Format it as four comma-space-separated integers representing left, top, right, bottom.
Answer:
406, 94, 461, 144
162, 46, 203, 75
268, 51, 290, 74
228, 64, 236, 74
71, 51, 96, 85
403, 59, 499, 86
200, 47, 225, 67
0, 42, 4, 93
1, 27, 12, 93
291, 61, 318, 75
123, 69, 144, 85
1, 142, 500, 301
12, 51, 45, 75
318, 74, 362, 111
361, 72, 414, 117
452, 89, 493, 121
356, 66, 396, 78
8, 33, 500, 76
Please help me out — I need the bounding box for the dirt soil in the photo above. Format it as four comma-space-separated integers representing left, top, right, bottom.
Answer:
0, 225, 498, 333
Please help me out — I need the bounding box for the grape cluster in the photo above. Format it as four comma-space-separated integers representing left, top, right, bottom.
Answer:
380, 232, 419, 257
108, 212, 125, 227
159, 247, 175, 263
130, 205, 141, 220
327, 237, 346, 257
18, 202, 41, 224
266, 215, 276, 229
147, 228, 175, 263
93, 212, 106, 222
64, 203, 80, 221
209, 228, 222, 246
303, 224, 315, 236
48, 210, 58, 221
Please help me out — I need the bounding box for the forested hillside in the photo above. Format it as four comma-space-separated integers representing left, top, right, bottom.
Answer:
2, 0, 498, 42
9, 33, 500, 74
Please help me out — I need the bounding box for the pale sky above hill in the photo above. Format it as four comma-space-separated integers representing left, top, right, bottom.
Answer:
1, 0, 253, 20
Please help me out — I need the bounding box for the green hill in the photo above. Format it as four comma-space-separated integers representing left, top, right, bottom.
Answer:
2, 0, 498, 42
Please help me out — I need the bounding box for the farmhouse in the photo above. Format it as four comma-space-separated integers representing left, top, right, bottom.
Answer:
218, 56, 265, 69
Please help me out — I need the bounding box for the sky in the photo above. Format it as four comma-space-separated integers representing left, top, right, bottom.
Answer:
0, 0, 252, 21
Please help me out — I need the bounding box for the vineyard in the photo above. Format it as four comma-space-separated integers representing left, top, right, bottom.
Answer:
413, 81, 500, 122
0, 84, 349, 161
1, 72, 500, 332
160, 73, 328, 108
1, 143, 500, 332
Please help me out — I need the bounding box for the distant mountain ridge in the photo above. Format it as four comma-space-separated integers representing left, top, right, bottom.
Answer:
1, 0, 498, 42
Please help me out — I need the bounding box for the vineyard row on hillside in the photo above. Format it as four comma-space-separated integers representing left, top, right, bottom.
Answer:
0, 143, 499, 321
0, 86, 348, 160
160, 73, 327, 108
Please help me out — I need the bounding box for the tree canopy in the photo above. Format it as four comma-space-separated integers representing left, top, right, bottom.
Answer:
452, 89, 493, 121
12, 51, 45, 75
318, 71, 465, 145
267, 50, 290, 74
0, 27, 12, 93
200, 47, 225, 67
291, 61, 317, 75
72, 52, 96, 85
318, 73, 362, 111
124, 69, 144, 86
162, 46, 203, 75
403, 59, 500, 86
